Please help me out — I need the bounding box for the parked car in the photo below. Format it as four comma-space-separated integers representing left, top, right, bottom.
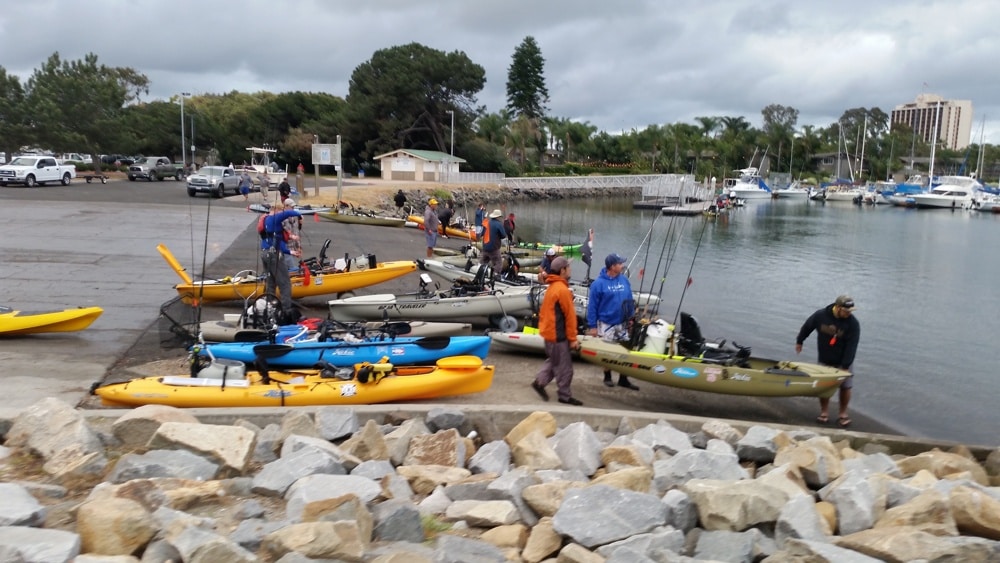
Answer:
57, 153, 93, 165
0, 156, 76, 187
186, 166, 241, 197
100, 154, 136, 166
128, 157, 185, 181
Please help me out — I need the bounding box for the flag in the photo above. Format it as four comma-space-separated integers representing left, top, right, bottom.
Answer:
686, 276, 693, 288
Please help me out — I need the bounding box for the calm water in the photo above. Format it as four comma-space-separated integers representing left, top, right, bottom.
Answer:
499, 196, 1000, 446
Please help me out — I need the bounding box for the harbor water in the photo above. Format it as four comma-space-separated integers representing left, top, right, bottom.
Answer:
497, 196, 1000, 447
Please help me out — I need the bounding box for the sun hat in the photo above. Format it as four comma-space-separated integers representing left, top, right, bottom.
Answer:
835, 295, 856, 311
283, 199, 295, 207
545, 248, 556, 256
489, 209, 503, 218
550, 257, 571, 272
429, 198, 438, 205
605, 253, 626, 268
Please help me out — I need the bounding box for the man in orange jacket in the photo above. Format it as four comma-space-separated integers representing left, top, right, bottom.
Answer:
531, 257, 583, 405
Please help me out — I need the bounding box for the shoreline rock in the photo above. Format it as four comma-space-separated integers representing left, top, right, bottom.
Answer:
2, 399, 999, 562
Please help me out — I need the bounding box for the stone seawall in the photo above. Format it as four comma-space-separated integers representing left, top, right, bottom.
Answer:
2, 398, 999, 562
340, 183, 641, 210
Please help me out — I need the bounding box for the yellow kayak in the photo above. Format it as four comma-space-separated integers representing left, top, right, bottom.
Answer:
0, 305, 103, 336
94, 355, 494, 408
157, 244, 417, 305
407, 215, 477, 241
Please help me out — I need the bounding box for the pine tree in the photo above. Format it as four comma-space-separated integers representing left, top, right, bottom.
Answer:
505, 37, 549, 120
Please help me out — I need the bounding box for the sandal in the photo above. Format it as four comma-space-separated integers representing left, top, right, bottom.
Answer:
815, 414, 829, 424
838, 416, 852, 428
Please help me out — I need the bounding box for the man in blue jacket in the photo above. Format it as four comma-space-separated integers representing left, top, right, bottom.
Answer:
261, 205, 303, 313
586, 253, 639, 390
479, 209, 507, 276
796, 295, 861, 427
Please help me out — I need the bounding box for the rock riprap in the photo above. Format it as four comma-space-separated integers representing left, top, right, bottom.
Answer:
0, 399, 999, 562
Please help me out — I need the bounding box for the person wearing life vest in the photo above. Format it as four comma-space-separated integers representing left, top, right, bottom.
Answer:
503, 212, 517, 245
261, 205, 302, 312
480, 209, 507, 275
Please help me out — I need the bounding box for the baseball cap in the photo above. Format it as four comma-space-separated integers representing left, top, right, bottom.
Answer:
429, 198, 438, 205
489, 209, 503, 218
544, 248, 556, 256
605, 253, 626, 268
550, 257, 570, 272
283, 199, 296, 207
835, 295, 856, 311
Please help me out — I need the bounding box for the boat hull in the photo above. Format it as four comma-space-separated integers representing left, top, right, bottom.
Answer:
158, 244, 417, 305
578, 337, 849, 398
318, 212, 406, 227
0, 306, 103, 336
202, 335, 492, 368
328, 286, 535, 322
488, 328, 547, 355
95, 355, 495, 408
407, 215, 476, 240
199, 319, 472, 342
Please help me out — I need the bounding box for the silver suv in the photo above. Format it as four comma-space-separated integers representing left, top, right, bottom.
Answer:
186, 166, 241, 197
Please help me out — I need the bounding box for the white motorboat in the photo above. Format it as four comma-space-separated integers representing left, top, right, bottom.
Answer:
823, 185, 864, 202
909, 176, 982, 209
727, 167, 772, 200
236, 146, 288, 188
327, 273, 535, 330
772, 181, 810, 199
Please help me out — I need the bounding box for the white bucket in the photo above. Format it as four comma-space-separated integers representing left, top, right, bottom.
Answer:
197, 359, 246, 380
640, 319, 673, 354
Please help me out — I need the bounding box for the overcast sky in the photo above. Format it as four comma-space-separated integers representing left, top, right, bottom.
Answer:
4, 0, 999, 144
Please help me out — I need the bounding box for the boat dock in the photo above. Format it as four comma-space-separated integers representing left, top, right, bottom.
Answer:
661, 203, 707, 216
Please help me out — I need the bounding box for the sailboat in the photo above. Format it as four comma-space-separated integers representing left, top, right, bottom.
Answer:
824, 121, 864, 202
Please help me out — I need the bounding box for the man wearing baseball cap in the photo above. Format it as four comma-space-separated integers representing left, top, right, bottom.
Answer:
479, 209, 507, 276
423, 198, 440, 258
795, 295, 861, 427
531, 256, 583, 405
586, 252, 640, 390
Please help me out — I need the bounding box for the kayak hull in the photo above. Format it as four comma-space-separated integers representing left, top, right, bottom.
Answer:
0, 306, 103, 336
158, 244, 417, 305
95, 355, 495, 408
202, 335, 492, 368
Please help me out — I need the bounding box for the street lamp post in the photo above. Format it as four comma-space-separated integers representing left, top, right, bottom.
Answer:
446, 110, 455, 155
180, 92, 190, 167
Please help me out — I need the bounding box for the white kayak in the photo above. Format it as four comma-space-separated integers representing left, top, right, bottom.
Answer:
328, 283, 535, 330
199, 318, 473, 342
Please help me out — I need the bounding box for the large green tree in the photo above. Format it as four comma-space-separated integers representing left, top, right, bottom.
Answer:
505, 36, 549, 120
0, 68, 30, 162
25, 52, 148, 168
345, 43, 486, 163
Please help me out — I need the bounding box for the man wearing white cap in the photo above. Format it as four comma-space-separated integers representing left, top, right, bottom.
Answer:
479, 209, 507, 276
282, 199, 303, 270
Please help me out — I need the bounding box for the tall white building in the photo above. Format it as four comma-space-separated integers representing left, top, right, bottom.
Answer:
891, 94, 973, 150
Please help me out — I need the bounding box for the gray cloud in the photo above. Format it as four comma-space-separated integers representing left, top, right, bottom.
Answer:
3, 0, 998, 143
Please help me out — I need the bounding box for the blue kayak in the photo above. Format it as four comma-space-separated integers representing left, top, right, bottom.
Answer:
200, 335, 492, 368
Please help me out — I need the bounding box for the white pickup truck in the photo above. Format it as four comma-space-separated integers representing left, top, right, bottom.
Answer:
0, 156, 77, 187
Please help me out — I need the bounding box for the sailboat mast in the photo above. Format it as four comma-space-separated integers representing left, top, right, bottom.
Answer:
928, 101, 940, 181
858, 114, 868, 182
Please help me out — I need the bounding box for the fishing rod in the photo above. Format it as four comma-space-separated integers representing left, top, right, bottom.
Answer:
671, 215, 710, 328
639, 213, 682, 319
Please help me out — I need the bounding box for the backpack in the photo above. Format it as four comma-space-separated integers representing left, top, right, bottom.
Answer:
257, 214, 268, 240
